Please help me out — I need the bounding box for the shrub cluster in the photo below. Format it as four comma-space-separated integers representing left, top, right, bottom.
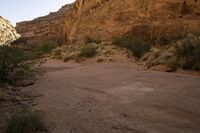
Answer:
0, 46, 44, 85
176, 39, 200, 70
113, 37, 150, 58
53, 48, 62, 60
36, 42, 56, 54
78, 44, 98, 58
6, 111, 46, 133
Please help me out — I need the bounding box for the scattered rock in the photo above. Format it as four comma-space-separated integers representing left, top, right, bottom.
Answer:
6, 86, 13, 90
109, 58, 113, 62
97, 58, 104, 63
15, 80, 35, 87
150, 64, 174, 72
15, 96, 22, 102
63, 53, 73, 62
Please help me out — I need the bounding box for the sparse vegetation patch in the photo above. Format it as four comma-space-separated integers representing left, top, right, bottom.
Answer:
0, 45, 44, 85
53, 48, 62, 60
78, 44, 98, 58
113, 37, 150, 58
6, 111, 46, 133
175, 39, 200, 70
37, 42, 56, 54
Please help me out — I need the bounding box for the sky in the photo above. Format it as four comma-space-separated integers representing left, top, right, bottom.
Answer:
0, 0, 75, 26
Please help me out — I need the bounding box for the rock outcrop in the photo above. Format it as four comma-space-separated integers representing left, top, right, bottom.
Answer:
16, 0, 200, 46
0, 16, 21, 45
16, 4, 73, 46
65, 0, 200, 43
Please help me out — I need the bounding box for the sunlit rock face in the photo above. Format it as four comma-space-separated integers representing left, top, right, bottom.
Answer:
0, 16, 21, 45
14, 0, 200, 46
16, 4, 73, 46
64, 0, 200, 43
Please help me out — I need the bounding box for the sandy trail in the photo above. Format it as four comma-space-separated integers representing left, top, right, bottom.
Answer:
26, 60, 200, 133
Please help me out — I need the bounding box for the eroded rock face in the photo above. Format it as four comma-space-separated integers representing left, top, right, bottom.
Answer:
16, 4, 73, 46
65, 0, 200, 43
15, 0, 200, 46
0, 16, 21, 45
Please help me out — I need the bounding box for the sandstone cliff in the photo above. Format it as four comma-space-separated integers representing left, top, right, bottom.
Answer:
65, 0, 200, 43
16, 0, 200, 46
0, 16, 21, 45
16, 4, 73, 46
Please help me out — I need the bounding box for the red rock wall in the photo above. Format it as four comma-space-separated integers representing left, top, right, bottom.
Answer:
64, 0, 200, 43
16, 4, 73, 46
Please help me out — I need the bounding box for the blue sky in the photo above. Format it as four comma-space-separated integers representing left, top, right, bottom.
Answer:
0, 0, 75, 26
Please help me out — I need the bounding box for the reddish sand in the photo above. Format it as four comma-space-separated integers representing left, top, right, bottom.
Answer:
25, 60, 200, 133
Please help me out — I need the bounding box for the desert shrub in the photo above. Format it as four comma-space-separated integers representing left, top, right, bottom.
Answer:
53, 48, 62, 60
78, 44, 98, 58
0, 46, 44, 84
144, 46, 178, 71
6, 111, 46, 133
54, 49, 61, 57
175, 40, 200, 70
0, 91, 6, 102
37, 42, 56, 54
164, 56, 178, 71
85, 37, 101, 44
154, 36, 181, 46
113, 37, 150, 58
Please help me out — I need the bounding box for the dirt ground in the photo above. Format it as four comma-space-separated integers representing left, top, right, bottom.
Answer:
25, 60, 200, 133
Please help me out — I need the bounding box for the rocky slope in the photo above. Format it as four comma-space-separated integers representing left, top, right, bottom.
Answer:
65, 0, 200, 43
0, 16, 20, 45
16, 4, 73, 46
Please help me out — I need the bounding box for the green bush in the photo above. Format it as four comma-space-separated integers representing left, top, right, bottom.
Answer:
154, 35, 183, 46
113, 37, 150, 58
37, 42, 56, 54
6, 111, 46, 133
79, 44, 97, 58
0, 91, 6, 102
0, 46, 44, 84
176, 40, 200, 70
54, 49, 62, 57
53, 49, 62, 60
